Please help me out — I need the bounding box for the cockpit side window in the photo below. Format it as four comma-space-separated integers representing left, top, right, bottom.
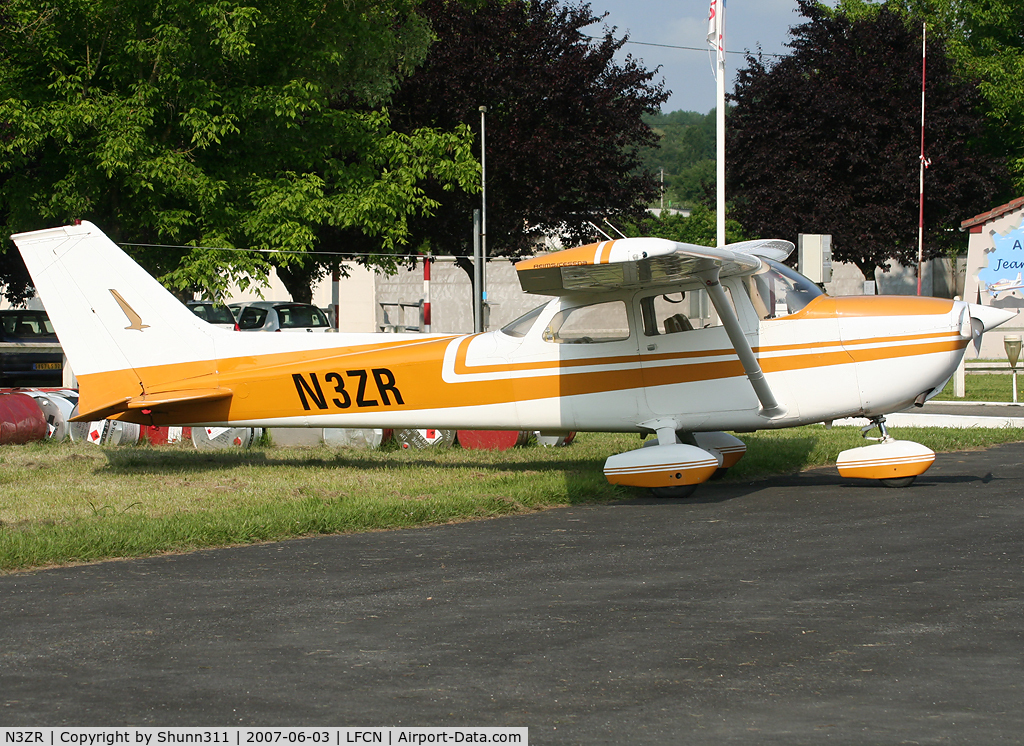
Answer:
639, 286, 735, 336
542, 300, 630, 344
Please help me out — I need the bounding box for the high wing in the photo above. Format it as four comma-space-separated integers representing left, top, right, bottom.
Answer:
516, 237, 796, 418
515, 237, 795, 296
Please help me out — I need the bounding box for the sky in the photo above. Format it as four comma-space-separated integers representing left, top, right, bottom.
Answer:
585, 0, 833, 114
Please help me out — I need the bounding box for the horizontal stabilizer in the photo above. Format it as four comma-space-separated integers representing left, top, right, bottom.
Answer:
72, 388, 233, 421
73, 397, 133, 422
126, 388, 233, 410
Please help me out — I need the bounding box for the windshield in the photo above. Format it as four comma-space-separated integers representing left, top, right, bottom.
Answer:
501, 303, 546, 337
745, 260, 824, 319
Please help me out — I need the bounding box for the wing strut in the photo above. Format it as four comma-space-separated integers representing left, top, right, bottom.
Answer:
700, 269, 786, 419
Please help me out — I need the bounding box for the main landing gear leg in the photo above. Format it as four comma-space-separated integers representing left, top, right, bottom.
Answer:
649, 427, 699, 498
605, 420, 721, 499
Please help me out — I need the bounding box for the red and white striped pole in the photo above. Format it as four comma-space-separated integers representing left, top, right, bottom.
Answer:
422, 257, 431, 333
916, 22, 927, 296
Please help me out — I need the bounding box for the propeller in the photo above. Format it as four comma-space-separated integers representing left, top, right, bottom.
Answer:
964, 303, 1017, 355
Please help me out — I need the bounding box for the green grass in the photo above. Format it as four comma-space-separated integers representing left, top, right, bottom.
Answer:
932, 372, 1022, 402
2, 425, 1023, 573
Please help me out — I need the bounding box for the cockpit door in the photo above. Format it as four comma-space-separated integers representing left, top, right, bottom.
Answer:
635, 280, 763, 418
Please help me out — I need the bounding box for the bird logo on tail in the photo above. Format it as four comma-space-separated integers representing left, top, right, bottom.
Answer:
109, 289, 150, 331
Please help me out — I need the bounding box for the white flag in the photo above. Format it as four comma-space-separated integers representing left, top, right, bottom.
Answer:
708, 0, 724, 63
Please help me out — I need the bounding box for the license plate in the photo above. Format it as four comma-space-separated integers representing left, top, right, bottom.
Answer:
34, 362, 62, 370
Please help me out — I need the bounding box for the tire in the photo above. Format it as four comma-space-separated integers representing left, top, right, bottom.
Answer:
650, 484, 699, 499
879, 476, 916, 488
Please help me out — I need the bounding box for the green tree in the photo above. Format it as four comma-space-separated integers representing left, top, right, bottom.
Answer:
387, 0, 667, 270
639, 109, 717, 209
619, 204, 748, 246
886, 0, 1024, 189
269, 0, 669, 298
727, 0, 1010, 279
0, 0, 480, 303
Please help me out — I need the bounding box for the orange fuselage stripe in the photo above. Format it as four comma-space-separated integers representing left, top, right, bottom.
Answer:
78, 321, 967, 427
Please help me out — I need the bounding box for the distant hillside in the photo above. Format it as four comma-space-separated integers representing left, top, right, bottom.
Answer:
640, 109, 717, 209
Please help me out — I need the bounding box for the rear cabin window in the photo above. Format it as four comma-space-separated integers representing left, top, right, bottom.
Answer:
276, 304, 329, 329
237, 307, 269, 330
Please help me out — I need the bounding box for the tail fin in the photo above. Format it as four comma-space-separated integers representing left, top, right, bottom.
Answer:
12, 222, 223, 419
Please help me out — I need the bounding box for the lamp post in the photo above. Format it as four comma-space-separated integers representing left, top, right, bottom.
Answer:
479, 105, 488, 329
1004, 335, 1021, 404
473, 209, 483, 333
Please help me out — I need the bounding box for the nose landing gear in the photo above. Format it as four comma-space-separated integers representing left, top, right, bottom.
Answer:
836, 415, 935, 488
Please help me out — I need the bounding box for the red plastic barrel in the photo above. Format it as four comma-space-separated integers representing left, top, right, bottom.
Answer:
456, 430, 531, 451
0, 393, 47, 444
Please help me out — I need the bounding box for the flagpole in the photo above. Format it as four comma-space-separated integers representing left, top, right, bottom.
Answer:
716, 41, 726, 248
916, 22, 926, 296
711, 1, 726, 248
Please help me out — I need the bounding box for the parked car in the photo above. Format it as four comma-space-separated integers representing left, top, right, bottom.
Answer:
186, 301, 238, 330
0, 309, 63, 386
229, 301, 332, 332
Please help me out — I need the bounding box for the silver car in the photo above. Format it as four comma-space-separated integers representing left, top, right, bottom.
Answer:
186, 301, 238, 330
229, 301, 332, 332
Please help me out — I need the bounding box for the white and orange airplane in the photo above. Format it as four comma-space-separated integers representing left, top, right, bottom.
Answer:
12, 221, 1013, 496
985, 272, 1024, 300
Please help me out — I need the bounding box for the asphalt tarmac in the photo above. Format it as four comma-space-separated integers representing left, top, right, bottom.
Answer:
3, 443, 1024, 743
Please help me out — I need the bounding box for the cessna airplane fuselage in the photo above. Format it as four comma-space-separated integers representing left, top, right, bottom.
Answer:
12, 222, 1012, 495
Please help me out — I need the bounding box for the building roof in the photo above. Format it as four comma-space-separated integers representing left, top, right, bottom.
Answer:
961, 196, 1024, 231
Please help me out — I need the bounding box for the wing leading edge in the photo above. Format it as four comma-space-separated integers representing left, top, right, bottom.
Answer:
515, 237, 795, 296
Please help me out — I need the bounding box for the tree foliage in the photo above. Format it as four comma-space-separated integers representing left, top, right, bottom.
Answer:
0, 0, 480, 303
887, 0, 1024, 189
387, 0, 668, 264
619, 204, 747, 247
726, 0, 1010, 278
638, 109, 717, 209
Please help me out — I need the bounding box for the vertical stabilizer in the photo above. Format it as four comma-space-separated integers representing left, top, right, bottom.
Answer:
12, 222, 221, 415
